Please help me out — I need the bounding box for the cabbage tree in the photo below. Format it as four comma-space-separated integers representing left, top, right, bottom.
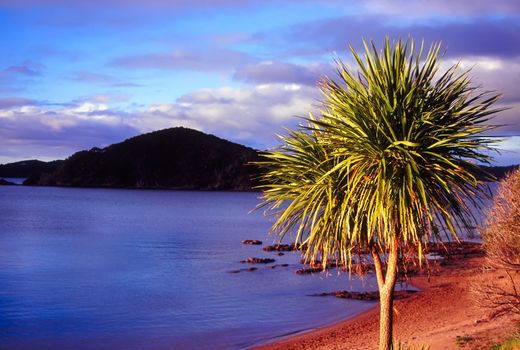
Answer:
258, 39, 500, 350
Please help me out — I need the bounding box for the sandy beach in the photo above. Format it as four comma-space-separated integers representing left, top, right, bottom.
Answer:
255, 251, 519, 350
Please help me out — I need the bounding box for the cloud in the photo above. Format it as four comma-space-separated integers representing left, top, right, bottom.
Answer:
269, 15, 520, 59
0, 62, 45, 93
0, 84, 318, 162
230, 55, 520, 137
3, 61, 45, 76
111, 48, 253, 72
0, 101, 139, 162
70, 71, 141, 87
361, 0, 520, 17
446, 57, 520, 104
4, 65, 42, 77
434, 56, 520, 138
0, 98, 38, 109
130, 83, 320, 149
233, 61, 333, 86
496, 136, 520, 165
1, 76, 518, 165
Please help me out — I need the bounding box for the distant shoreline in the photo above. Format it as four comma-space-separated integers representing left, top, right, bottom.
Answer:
1, 128, 518, 192
4, 181, 263, 192
254, 248, 518, 350
0, 176, 263, 192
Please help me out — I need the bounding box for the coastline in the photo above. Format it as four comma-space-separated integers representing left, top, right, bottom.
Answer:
254, 254, 518, 350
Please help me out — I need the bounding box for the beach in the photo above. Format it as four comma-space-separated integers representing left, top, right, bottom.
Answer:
255, 252, 519, 350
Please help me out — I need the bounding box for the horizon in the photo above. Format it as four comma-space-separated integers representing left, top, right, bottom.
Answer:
1, 127, 520, 168
1, 1, 519, 166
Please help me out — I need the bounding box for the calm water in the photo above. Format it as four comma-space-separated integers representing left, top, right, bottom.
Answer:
0, 186, 377, 350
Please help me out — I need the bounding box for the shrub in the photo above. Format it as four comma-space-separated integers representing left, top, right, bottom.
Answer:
484, 168, 520, 270
477, 168, 520, 318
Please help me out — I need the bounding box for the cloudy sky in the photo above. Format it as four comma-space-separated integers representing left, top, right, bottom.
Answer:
0, 0, 519, 165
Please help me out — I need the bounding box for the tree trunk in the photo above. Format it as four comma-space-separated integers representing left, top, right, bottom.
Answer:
378, 281, 396, 350
372, 237, 399, 350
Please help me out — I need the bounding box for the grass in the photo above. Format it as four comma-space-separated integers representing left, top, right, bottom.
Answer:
490, 338, 520, 350
456, 335, 475, 347
393, 343, 430, 350
490, 331, 520, 350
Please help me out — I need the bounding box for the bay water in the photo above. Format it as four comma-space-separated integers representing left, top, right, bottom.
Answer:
0, 186, 377, 349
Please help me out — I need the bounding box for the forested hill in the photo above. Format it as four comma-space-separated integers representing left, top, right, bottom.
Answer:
4, 128, 517, 191
0, 159, 63, 178
23, 127, 261, 191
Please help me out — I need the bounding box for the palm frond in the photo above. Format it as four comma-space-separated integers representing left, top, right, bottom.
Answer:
257, 38, 500, 269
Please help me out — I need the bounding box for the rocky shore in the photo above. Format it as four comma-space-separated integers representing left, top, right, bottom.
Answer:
254, 248, 518, 350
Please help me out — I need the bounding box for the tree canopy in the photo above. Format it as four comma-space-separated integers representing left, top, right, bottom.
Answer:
258, 38, 499, 268
257, 38, 501, 350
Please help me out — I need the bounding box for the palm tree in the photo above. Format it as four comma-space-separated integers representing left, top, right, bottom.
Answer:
257, 38, 500, 350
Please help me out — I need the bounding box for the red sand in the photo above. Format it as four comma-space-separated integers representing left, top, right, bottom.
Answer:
255, 256, 519, 350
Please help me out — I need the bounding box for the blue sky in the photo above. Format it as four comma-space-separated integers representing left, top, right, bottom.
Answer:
0, 0, 519, 165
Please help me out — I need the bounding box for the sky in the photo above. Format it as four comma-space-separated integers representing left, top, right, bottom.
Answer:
0, 0, 519, 166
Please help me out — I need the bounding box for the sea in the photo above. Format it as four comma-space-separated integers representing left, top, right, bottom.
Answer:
0, 184, 381, 350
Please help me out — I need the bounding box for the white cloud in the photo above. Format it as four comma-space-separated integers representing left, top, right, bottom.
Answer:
0, 71, 518, 163
130, 83, 319, 148
0, 83, 319, 162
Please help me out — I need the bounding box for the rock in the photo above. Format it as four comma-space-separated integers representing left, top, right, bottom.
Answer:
310, 290, 417, 300
277, 252, 285, 256
335, 291, 380, 300
300, 259, 341, 269
296, 267, 322, 274
268, 263, 290, 269
296, 260, 341, 274
241, 257, 275, 264
241, 239, 263, 245
227, 267, 259, 273
263, 244, 297, 252
263, 243, 308, 252
426, 241, 485, 258
309, 291, 379, 300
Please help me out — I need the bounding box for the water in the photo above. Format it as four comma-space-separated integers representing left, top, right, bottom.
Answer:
0, 186, 377, 350
1, 178, 25, 185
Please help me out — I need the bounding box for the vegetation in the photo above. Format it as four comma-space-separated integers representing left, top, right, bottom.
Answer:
257, 38, 500, 350
0, 159, 63, 178
476, 168, 520, 318
491, 336, 520, 350
490, 323, 520, 350
24, 127, 260, 190
455, 335, 475, 348
491, 338, 520, 350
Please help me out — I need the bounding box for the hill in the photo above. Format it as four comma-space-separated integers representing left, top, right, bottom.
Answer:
0, 159, 63, 178
12, 128, 517, 191
24, 127, 260, 191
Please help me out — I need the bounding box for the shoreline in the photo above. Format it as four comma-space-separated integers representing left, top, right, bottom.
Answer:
254, 254, 518, 350
251, 305, 379, 349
